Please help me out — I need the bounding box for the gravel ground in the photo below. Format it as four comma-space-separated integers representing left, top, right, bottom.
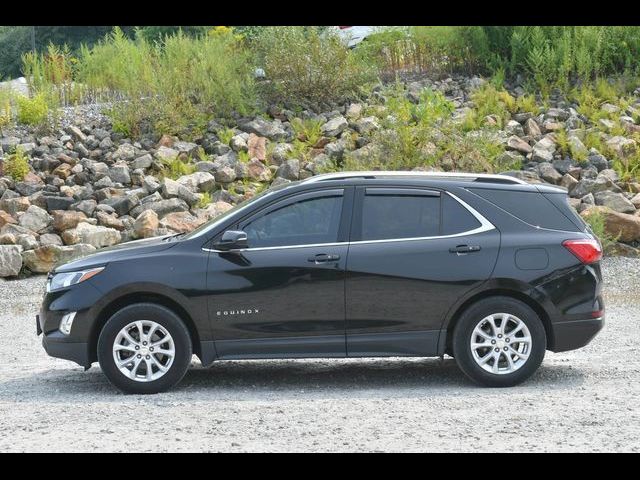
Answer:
0, 257, 638, 452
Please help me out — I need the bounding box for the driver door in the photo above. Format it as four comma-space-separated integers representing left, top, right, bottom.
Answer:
205, 187, 353, 359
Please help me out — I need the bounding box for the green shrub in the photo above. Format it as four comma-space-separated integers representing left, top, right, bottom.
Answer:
583, 208, 618, 250
160, 156, 196, 180
4, 147, 30, 180
16, 93, 49, 125
217, 127, 235, 145
255, 26, 376, 109
197, 191, 212, 208
291, 117, 323, 146
463, 83, 515, 130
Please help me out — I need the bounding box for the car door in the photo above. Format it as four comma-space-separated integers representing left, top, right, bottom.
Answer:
345, 186, 500, 357
205, 187, 354, 359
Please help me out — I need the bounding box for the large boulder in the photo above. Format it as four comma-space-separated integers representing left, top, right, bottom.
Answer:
238, 117, 287, 141
606, 136, 637, 159
593, 191, 636, 214
52, 210, 88, 232
321, 115, 348, 137
22, 244, 96, 273
276, 159, 300, 180
133, 210, 159, 239
506, 136, 532, 154
160, 212, 205, 233
62, 222, 121, 248
161, 178, 200, 206
19, 205, 52, 233
0, 245, 23, 277
176, 172, 216, 193
138, 198, 189, 218
581, 206, 640, 242
247, 134, 266, 161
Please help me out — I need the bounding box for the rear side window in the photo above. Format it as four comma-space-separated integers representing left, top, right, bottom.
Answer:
361, 190, 440, 241
470, 188, 580, 231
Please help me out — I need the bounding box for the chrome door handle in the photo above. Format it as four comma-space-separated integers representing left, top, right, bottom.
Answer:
449, 245, 481, 254
308, 254, 341, 263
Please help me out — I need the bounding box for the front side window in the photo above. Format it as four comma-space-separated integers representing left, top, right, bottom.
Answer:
243, 194, 343, 248
361, 190, 440, 241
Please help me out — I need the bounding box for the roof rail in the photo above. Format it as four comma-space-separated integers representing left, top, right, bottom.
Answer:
302, 171, 527, 185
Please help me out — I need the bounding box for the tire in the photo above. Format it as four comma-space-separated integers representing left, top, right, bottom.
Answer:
97, 303, 192, 394
452, 296, 546, 387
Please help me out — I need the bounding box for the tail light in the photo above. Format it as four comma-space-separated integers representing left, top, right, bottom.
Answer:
562, 239, 602, 264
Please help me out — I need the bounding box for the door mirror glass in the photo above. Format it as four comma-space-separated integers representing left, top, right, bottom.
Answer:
214, 230, 249, 251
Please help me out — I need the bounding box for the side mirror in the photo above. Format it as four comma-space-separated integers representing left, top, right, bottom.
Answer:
214, 230, 249, 251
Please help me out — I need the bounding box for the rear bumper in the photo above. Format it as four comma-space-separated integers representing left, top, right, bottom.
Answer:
550, 316, 604, 352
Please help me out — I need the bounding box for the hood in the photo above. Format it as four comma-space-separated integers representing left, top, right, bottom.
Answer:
55, 235, 178, 273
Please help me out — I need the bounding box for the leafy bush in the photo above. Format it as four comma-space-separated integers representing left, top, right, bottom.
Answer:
4, 146, 30, 180
160, 156, 196, 180
462, 83, 516, 130
255, 26, 376, 110
197, 191, 212, 208
291, 117, 323, 146
583, 208, 618, 250
16, 92, 49, 126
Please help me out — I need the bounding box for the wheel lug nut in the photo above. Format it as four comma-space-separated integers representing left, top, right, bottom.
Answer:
149, 347, 154, 351
497, 334, 502, 338
504, 347, 508, 351
494, 348, 499, 352
143, 341, 147, 346
146, 355, 150, 359
505, 338, 510, 343
135, 346, 140, 350
137, 354, 141, 358
491, 340, 496, 344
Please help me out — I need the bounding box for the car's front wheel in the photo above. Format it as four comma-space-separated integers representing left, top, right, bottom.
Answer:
452, 296, 546, 387
97, 303, 192, 394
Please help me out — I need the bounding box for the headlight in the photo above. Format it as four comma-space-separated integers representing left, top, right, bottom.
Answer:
47, 267, 105, 292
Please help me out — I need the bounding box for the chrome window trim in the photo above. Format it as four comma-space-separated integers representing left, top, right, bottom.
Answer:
202, 191, 495, 253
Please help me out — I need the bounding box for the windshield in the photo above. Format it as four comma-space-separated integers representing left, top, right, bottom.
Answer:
183, 182, 296, 240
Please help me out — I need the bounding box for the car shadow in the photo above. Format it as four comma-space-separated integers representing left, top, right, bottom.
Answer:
0, 357, 587, 402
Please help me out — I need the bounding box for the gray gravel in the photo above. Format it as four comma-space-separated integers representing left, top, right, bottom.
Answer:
0, 257, 639, 452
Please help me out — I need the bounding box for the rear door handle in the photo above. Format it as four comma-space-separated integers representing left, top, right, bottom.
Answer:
308, 253, 341, 263
449, 245, 481, 254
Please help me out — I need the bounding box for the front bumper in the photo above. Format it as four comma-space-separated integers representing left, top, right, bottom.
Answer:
37, 281, 103, 368
42, 332, 91, 368
550, 316, 604, 352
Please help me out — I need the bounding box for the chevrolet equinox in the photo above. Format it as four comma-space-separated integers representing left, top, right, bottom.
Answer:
37, 171, 605, 394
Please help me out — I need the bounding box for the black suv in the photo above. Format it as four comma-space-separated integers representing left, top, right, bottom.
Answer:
37, 172, 604, 394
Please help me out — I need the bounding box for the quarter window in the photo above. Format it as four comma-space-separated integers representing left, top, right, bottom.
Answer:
441, 193, 481, 235
243, 194, 343, 248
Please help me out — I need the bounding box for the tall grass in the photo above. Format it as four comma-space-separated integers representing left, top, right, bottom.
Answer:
74, 27, 256, 138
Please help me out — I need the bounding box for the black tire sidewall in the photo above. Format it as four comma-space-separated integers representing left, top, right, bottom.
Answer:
97, 303, 192, 394
452, 296, 546, 388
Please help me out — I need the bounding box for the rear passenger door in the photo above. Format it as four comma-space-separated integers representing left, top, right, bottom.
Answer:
345, 186, 500, 357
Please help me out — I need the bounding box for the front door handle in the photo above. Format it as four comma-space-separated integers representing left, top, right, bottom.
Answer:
449, 245, 481, 254
308, 253, 341, 263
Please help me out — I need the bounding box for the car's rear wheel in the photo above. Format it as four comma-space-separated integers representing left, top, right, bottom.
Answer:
452, 296, 546, 387
97, 303, 192, 394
